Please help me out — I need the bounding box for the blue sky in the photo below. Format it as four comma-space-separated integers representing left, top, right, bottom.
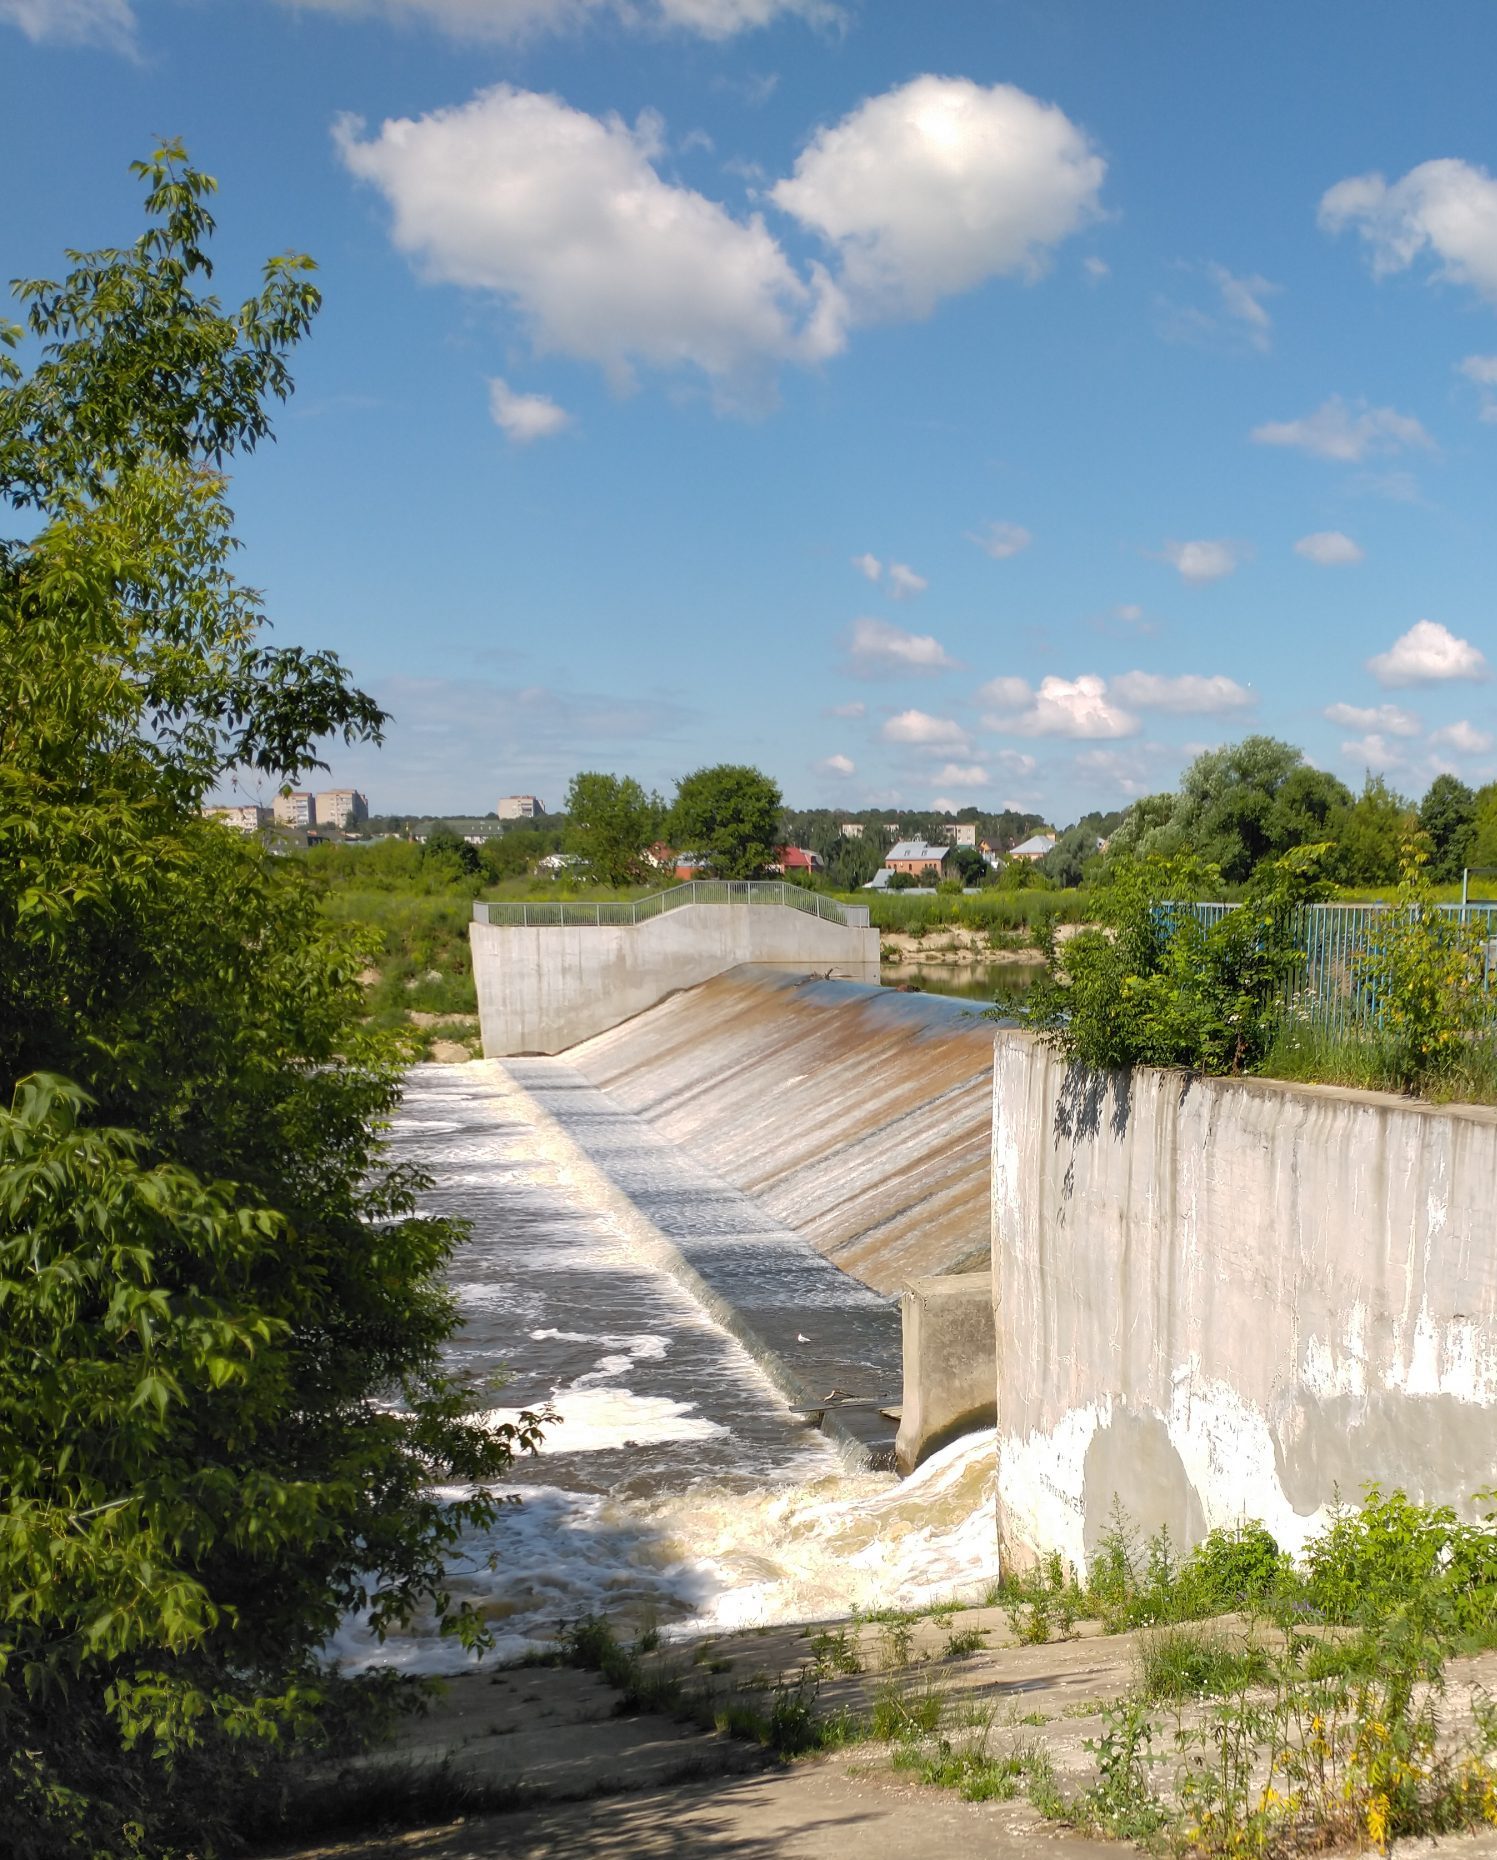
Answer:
4, 0, 1496, 821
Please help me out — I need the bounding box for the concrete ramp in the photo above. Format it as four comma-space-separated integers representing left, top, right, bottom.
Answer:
568, 967, 997, 1296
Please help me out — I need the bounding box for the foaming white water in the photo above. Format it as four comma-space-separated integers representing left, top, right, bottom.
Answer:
331, 1430, 998, 1675
480, 1387, 730, 1454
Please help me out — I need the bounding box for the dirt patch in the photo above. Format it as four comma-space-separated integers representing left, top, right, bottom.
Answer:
879, 928, 1041, 969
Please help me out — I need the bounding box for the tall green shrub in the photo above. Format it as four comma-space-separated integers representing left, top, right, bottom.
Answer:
1039, 848, 1328, 1073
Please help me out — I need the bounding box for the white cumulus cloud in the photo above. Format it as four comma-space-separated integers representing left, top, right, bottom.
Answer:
1320, 159, 1497, 305
1295, 530, 1364, 566
335, 87, 845, 406
982, 673, 1139, 739
966, 519, 1032, 559
817, 752, 857, 776
1111, 671, 1254, 714
1339, 732, 1411, 770
1368, 620, 1488, 688
1431, 720, 1494, 755
1161, 539, 1239, 584
886, 561, 928, 600
881, 709, 968, 747
1324, 702, 1422, 737
771, 76, 1105, 321
851, 551, 883, 582
1250, 396, 1434, 462
844, 617, 957, 676
931, 763, 989, 788
487, 377, 572, 442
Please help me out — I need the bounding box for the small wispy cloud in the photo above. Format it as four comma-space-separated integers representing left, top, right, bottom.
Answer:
966, 520, 1032, 559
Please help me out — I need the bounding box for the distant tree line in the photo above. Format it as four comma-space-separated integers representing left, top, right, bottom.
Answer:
1106, 736, 1497, 889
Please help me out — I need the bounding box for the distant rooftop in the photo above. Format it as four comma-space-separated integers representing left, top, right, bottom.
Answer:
886, 840, 949, 862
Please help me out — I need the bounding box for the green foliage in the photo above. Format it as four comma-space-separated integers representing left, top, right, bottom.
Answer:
420, 826, 481, 885
1038, 848, 1329, 1074
1301, 1486, 1497, 1640
1420, 774, 1478, 884
1135, 1626, 1273, 1701
1109, 738, 1347, 883
1329, 773, 1411, 886
0, 146, 539, 1857
668, 763, 783, 879
947, 843, 989, 886
563, 770, 663, 886
1356, 837, 1492, 1092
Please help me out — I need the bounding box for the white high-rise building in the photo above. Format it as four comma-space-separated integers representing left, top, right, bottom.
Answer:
203, 804, 271, 833
316, 788, 368, 830
273, 791, 316, 829
497, 795, 544, 820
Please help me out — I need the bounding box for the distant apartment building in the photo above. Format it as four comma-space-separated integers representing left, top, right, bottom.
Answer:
941, 822, 978, 847
203, 804, 271, 833
316, 788, 368, 831
839, 821, 865, 840
273, 791, 316, 830
497, 795, 544, 820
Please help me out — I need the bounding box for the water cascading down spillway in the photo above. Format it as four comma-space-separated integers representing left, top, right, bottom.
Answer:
333, 967, 1004, 1671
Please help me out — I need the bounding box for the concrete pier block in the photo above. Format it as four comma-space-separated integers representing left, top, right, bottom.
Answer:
895, 1272, 996, 1474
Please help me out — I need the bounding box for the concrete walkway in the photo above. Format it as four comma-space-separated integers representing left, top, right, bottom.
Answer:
284, 1762, 1115, 1859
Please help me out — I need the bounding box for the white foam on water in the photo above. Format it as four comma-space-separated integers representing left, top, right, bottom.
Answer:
480, 1386, 731, 1454
330, 1430, 999, 1676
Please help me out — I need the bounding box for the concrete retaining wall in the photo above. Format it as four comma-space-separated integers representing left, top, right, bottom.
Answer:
895, 1273, 996, 1474
993, 1033, 1497, 1574
471, 905, 880, 1055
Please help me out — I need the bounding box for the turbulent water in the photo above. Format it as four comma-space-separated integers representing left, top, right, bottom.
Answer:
331, 1063, 999, 1674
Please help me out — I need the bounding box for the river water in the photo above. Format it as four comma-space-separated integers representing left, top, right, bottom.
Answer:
331, 1063, 999, 1674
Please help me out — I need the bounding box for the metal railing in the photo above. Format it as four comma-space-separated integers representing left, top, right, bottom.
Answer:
1169, 900, 1497, 1035
474, 880, 867, 930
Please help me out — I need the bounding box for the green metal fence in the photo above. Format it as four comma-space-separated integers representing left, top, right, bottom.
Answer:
473, 879, 864, 930
1174, 901, 1497, 1034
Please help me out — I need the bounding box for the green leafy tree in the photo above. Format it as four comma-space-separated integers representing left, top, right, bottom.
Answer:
1, 146, 537, 1857
1471, 783, 1497, 873
1418, 773, 1477, 884
949, 843, 989, 886
1328, 775, 1410, 887
421, 824, 482, 883
564, 770, 663, 886
1043, 825, 1104, 889
668, 762, 783, 878
1107, 741, 1348, 883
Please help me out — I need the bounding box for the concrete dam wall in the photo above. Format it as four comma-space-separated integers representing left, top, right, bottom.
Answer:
568, 967, 999, 1296
472, 897, 880, 1055
992, 1032, 1497, 1574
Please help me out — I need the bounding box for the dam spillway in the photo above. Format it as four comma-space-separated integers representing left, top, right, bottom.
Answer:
567, 967, 999, 1292
332, 1054, 1000, 1671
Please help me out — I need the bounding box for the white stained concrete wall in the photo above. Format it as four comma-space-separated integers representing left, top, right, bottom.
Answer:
992, 1033, 1497, 1575
472, 907, 882, 1055
896, 1273, 997, 1475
